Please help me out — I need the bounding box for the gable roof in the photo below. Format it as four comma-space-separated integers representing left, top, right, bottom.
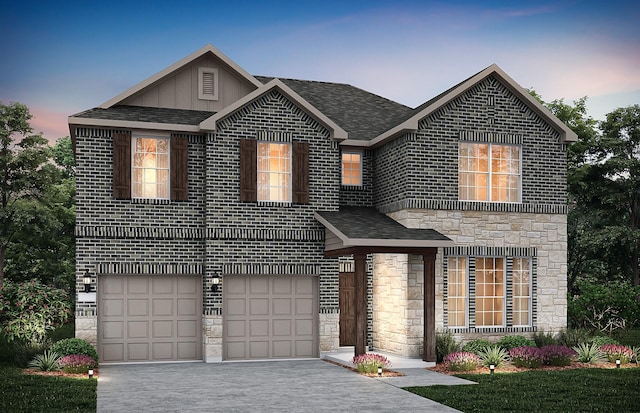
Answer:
364, 64, 578, 147
99, 44, 263, 109
200, 78, 348, 140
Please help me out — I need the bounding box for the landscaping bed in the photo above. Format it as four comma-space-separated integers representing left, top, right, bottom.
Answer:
428, 361, 638, 375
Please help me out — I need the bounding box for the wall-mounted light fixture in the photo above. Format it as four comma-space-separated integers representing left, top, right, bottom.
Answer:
83, 270, 92, 293
211, 274, 221, 292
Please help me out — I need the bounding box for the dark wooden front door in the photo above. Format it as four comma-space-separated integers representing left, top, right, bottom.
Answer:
339, 272, 356, 346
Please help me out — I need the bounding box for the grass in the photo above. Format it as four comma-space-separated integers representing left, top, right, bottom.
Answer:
406, 368, 639, 413
0, 365, 96, 412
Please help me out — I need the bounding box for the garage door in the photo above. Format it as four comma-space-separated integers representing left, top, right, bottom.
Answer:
223, 276, 318, 360
98, 275, 202, 363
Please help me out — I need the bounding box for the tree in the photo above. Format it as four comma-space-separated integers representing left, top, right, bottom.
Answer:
0, 102, 55, 289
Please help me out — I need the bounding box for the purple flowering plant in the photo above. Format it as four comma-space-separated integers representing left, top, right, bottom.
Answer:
509, 346, 544, 368
351, 353, 391, 374
539, 345, 576, 366
443, 351, 480, 372
599, 344, 634, 364
58, 354, 97, 374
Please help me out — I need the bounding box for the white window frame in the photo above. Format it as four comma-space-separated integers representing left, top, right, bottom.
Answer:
131, 134, 170, 200
458, 142, 522, 203
512, 257, 533, 327
341, 151, 363, 186
474, 257, 506, 328
257, 141, 292, 203
198, 67, 219, 101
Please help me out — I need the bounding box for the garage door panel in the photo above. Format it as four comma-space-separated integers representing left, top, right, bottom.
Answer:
223, 276, 318, 360
98, 275, 201, 363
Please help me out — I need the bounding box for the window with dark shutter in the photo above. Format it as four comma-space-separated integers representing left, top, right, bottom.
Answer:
240, 139, 257, 202
170, 135, 189, 201
292, 141, 309, 204
113, 132, 132, 199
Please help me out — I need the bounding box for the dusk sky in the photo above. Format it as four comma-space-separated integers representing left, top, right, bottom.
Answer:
1, 0, 638, 143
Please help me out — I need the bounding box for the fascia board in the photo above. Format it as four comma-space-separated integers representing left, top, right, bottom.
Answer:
200, 79, 348, 140
68, 116, 200, 133
314, 212, 349, 247
99, 44, 263, 109
346, 238, 454, 248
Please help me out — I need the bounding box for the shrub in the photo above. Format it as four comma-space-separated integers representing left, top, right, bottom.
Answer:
573, 343, 605, 364
58, 354, 97, 374
0, 280, 72, 345
540, 345, 576, 366
28, 350, 61, 371
533, 330, 558, 347
630, 346, 640, 364
51, 338, 98, 363
436, 330, 461, 363
509, 346, 544, 368
589, 335, 619, 348
477, 345, 510, 368
558, 328, 592, 347
462, 339, 493, 355
497, 335, 535, 351
12, 340, 50, 368
599, 344, 634, 364
443, 352, 480, 372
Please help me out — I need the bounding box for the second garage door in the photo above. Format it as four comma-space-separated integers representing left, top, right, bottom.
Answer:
223, 276, 319, 360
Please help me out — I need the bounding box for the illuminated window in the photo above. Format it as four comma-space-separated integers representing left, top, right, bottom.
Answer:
475, 257, 505, 327
341, 152, 362, 186
257, 142, 291, 202
459, 143, 520, 202
132, 137, 169, 199
447, 257, 467, 327
512, 258, 532, 326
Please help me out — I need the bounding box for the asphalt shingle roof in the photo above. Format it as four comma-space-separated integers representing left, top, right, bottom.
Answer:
316, 207, 451, 242
72, 105, 215, 126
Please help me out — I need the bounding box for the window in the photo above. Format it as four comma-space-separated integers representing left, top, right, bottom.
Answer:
341, 152, 362, 186
132, 137, 169, 199
475, 257, 505, 327
459, 143, 520, 202
446, 256, 532, 329
447, 257, 467, 327
512, 258, 532, 326
198, 67, 219, 100
240, 139, 309, 204
258, 142, 291, 202
112, 132, 188, 201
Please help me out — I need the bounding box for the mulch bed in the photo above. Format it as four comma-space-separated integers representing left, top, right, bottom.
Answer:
22, 368, 99, 379
428, 362, 639, 375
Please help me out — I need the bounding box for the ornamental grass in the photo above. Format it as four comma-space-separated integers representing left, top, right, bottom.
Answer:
351, 353, 391, 374
599, 344, 634, 364
539, 345, 576, 366
443, 351, 480, 372
58, 354, 97, 374
509, 346, 544, 368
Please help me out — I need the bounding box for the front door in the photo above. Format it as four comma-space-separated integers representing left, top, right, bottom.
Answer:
339, 272, 356, 346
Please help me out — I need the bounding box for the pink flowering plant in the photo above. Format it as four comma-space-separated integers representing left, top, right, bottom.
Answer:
599, 344, 634, 364
58, 354, 97, 374
539, 345, 576, 366
351, 353, 391, 374
509, 346, 544, 368
443, 351, 480, 372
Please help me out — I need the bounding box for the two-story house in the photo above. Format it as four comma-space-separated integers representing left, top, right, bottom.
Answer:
69, 44, 576, 363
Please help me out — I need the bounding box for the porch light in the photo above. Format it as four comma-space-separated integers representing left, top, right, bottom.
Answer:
88, 369, 94, 379
377, 366, 382, 376
490, 364, 495, 374
616, 359, 621, 368
211, 275, 221, 292
83, 270, 92, 293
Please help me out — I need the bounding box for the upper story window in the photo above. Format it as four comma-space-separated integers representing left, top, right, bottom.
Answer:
341, 151, 362, 186
458, 143, 521, 202
132, 137, 169, 199
257, 142, 291, 203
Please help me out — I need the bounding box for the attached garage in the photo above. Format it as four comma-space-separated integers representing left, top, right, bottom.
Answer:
223, 276, 319, 360
98, 275, 202, 363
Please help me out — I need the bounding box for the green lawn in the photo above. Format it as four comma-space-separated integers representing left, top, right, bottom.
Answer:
0, 366, 96, 413
406, 368, 639, 413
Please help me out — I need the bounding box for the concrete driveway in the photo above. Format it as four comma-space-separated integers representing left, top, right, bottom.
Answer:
97, 360, 461, 412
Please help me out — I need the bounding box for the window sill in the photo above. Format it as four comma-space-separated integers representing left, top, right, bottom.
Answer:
445, 326, 536, 334
130, 198, 172, 205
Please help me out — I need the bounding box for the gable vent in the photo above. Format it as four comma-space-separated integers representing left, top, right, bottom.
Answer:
198, 67, 219, 101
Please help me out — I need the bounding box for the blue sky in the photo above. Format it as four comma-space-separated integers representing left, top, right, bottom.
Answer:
1, 0, 638, 142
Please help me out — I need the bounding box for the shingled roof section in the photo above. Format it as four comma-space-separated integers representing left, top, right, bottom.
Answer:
316, 207, 452, 243
72, 105, 215, 126
255, 76, 413, 141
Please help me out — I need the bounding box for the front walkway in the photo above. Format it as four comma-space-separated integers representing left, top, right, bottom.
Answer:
97, 360, 471, 412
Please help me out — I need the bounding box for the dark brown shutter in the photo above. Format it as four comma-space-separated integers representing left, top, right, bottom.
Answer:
240, 139, 257, 202
170, 134, 188, 201
292, 141, 309, 204
113, 132, 132, 199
